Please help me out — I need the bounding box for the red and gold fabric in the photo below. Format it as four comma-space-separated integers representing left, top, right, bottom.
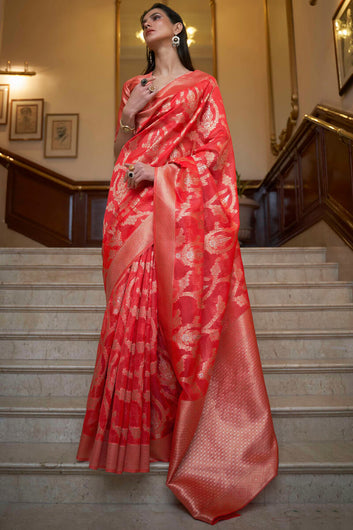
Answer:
77, 70, 278, 524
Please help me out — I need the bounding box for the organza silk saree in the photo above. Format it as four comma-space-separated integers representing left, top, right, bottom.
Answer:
77, 70, 278, 524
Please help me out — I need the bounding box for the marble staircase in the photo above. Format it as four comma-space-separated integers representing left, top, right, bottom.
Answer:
0, 247, 352, 510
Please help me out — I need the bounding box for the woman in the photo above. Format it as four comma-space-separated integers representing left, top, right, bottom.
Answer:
77, 3, 278, 523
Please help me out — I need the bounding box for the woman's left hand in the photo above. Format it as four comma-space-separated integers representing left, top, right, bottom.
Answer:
124, 162, 155, 189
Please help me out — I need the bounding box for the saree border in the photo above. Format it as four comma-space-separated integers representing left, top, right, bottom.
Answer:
105, 213, 153, 302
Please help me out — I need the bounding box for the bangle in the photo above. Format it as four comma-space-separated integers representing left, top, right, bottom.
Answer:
120, 119, 135, 134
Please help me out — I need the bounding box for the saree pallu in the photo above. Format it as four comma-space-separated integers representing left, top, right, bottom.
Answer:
77, 70, 278, 524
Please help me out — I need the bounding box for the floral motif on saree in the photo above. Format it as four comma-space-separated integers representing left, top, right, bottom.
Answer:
77, 70, 278, 524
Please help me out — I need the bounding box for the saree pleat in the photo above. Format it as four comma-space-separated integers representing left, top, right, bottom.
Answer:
77, 245, 179, 472
77, 70, 278, 522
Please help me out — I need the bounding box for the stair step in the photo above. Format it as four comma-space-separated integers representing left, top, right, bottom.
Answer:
0, 441, 352, 474
2, 358, 353, 373
1, 329, 352, 360
1, 503, 352, 529
253, 304, 353, 330
2, 394, 351, 416
0, 245, 351, 516
0, 247, 327, 265
0, 263, 339, 283
1, 304, 352, 331
249, 282, 352, 304
1, 359, 352, 397
0, 395, 352, 444
0, 281, 351, 306
0, 441, 351, 506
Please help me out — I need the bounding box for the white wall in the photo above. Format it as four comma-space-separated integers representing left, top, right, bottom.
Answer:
0, 0, 116, 182
293, 0, 353, 119
0, 0, 270, 186
217, 0, 272, 181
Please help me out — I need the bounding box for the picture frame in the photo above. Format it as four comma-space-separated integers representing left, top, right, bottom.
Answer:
333, 0, 353, 95
9, 98, 44, 140
0, 84, 9, 125
44, 113, 79, 158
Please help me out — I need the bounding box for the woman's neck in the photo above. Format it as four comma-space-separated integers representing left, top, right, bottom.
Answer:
153, 45, 188, 77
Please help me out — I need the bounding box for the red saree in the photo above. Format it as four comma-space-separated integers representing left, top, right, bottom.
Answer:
76, 70, 278, 523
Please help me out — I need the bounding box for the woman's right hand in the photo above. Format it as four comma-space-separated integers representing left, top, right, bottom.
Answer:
122, 77, 157, 121
114, 77, 157, 160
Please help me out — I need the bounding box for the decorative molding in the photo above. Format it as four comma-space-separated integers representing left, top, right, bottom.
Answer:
264, 0, 299, 156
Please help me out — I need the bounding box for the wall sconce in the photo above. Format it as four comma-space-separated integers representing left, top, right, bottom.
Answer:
0, 60, 36, 76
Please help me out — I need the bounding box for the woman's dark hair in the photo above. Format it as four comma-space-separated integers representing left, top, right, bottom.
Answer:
140, 3, 194, 74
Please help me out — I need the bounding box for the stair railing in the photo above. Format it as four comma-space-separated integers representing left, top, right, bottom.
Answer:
1, 147, 110, 247
252, 105, 353, 250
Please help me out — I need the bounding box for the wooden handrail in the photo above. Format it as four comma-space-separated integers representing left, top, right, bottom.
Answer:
243, 107, 353, 194
251, 104, 353, 250
0, 148, 110, 191
304, 114, 353, 142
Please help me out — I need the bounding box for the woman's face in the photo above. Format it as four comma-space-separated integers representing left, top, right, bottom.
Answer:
142, 9, 180, 48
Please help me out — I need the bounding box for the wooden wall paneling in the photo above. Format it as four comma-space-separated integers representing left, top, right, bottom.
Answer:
298, 130, 321, 215
72, 192, 87, 246
1, 146, 110, 247
252, 105, 353, 249
6, 166, 74, 246
267, 178, 281, 242
282, 158, 298, 229
86, 193, 107, 245
324, 130, 353, 215
253, 193, 267, 247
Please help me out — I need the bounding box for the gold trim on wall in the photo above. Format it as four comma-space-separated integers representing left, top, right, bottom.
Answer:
115, 0, 122, 123
264, 0, 299, 156
210, 0, 218, 80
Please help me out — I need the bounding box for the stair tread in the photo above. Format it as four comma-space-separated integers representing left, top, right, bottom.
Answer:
1, 358, 353, 372
1, 281, 350, 289
0, 263, 337, 270
1, 329, 352, 339
0, 247, 328, 254
0, 394, 352, 413
0, 441, 351, 470
1, 303, 352, 310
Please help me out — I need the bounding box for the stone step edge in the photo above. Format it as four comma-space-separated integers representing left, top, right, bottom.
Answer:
1, 281, 351, 291
1, 303, 353, 313
0, 282, 351, 294
1, 359, 353, 375
0, 461, 351, 476
0, 247, 327, 254
1, 329, 352, 340
0, 263, 338, 271
1, 404, 352, 418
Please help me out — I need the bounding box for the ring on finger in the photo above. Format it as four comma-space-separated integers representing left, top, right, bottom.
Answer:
127, 164, 135, 171
128, 171, 134, 178
141, 78, 148, 86
148, 84, 155, 93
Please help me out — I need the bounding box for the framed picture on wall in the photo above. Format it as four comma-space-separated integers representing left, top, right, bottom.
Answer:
9, 98, 44, 140
333, 0, 353, 95
44, 113, 79, 158
0, 85, 9, 125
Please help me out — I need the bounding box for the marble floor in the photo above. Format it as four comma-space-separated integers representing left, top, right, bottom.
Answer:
0, 503, 352, 530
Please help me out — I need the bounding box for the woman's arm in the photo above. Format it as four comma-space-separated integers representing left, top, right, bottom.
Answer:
114, 77, 156, 160
114, 108, 136, 160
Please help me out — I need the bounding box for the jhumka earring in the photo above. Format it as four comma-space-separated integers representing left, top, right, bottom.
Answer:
172, 35, 180, 47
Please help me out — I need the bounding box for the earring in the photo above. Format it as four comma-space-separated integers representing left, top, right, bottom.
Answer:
172, 35, 180, 47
